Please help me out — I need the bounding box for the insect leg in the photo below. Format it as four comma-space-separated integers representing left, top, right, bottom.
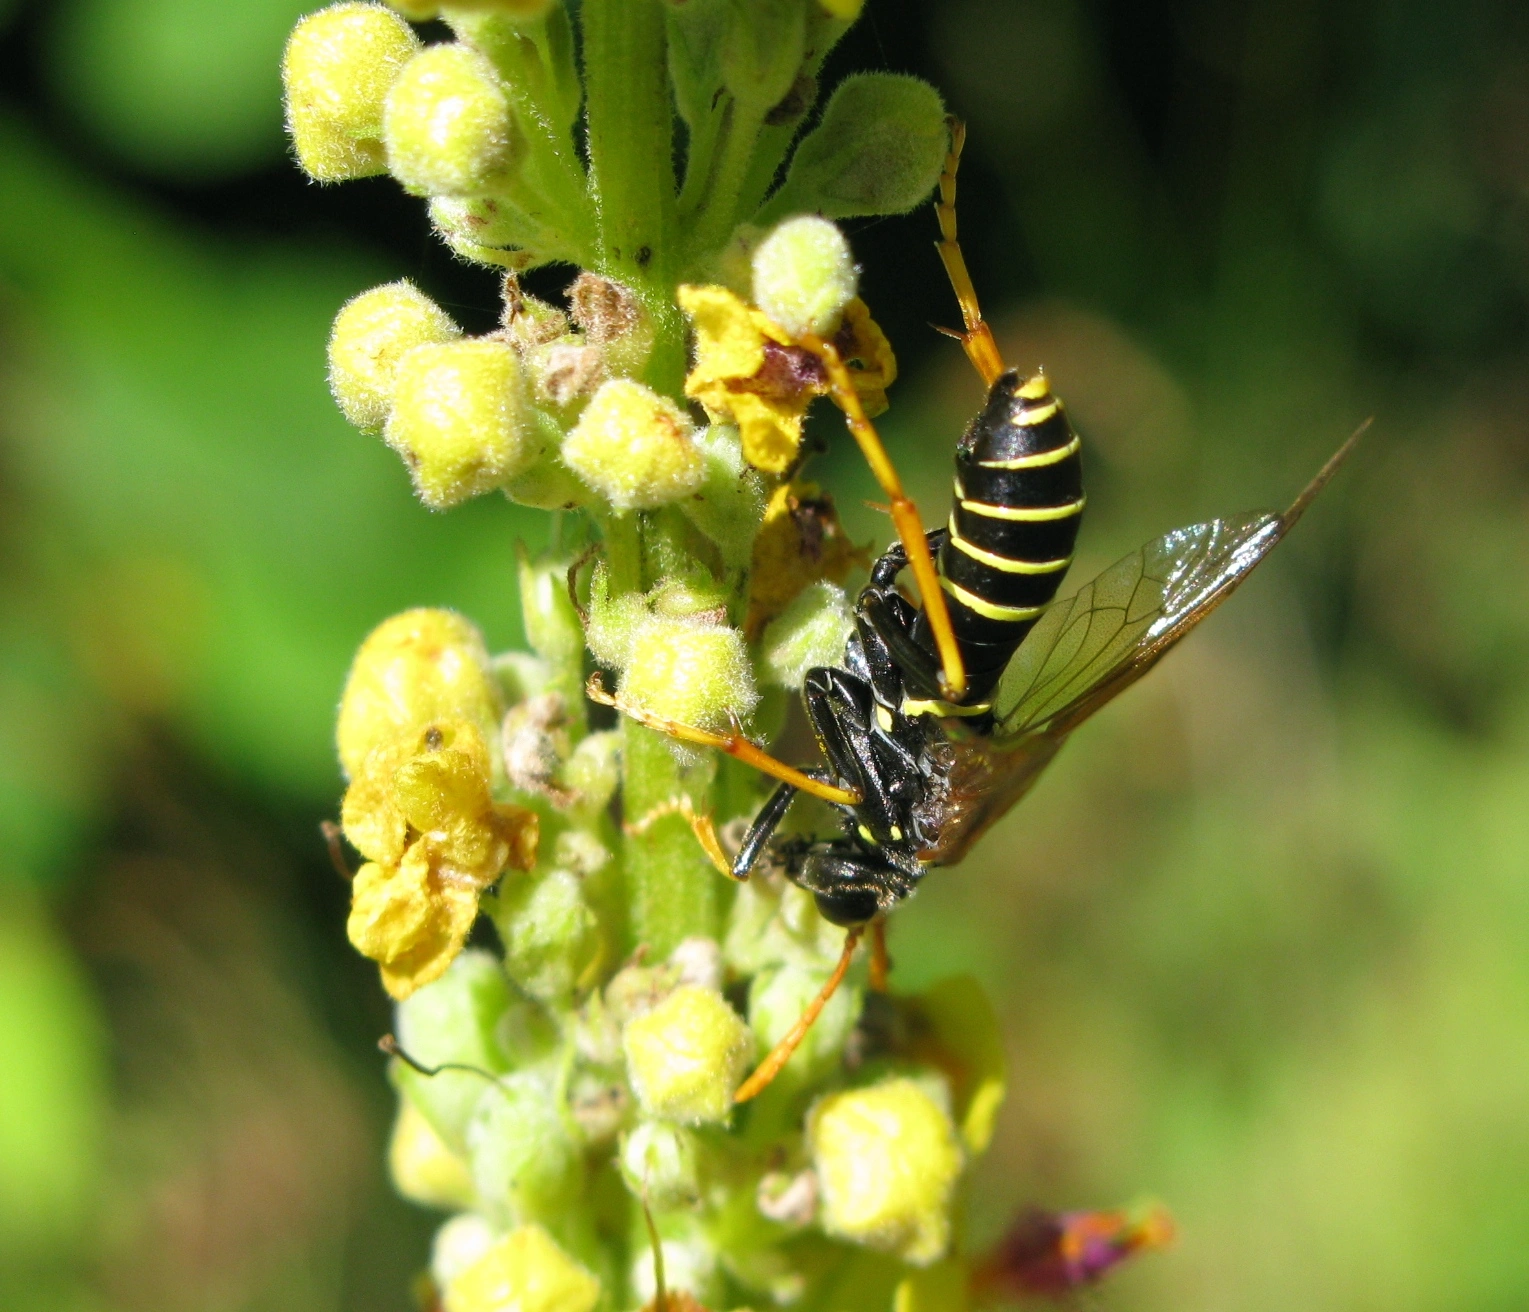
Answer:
869, 919, 891, 992
934, 117, 1006, 388
734, 927, 864, 1103
796, 333, 968, 703
858, 591, 946, 701
587, 673, 861, 806
733, 779, 800, 880
625, 795, 737, 879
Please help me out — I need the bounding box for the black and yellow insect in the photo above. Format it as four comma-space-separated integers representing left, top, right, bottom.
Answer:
590, 121, 1359, 1100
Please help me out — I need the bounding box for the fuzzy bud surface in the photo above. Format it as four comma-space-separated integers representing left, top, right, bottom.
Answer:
623, 985, 753, 1123
385, 339, 533, 508
751, 215, 859, 339
384, 43, 520, 196
562, 379, 705, 511
284, 3, 419, 180
809, 1077, 964, 1265
329, 280, 461, 432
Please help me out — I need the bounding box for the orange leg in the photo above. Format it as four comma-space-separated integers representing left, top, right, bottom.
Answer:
798, 334, 968, 703
625, 795, 738, 880
735, 928, 863, 1103
869, 919, 890, 992
587, 673, 861, 807
935, 117, 1007, 389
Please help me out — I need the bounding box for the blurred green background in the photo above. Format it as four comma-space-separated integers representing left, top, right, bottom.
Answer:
3, 0, 1528, 1308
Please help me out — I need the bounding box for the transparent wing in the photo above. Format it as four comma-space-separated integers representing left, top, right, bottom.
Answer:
992, 511, 1284, 738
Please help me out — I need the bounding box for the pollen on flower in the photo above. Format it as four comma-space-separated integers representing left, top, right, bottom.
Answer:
328, 280, 461, 432
561, 378, 705, 511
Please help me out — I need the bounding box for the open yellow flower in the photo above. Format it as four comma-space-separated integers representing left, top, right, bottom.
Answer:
677, 285, 895, 475
341, 719, 538, 998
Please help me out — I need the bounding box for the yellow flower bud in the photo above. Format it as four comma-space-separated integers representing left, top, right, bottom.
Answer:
329, 280, 461, 432
620, 618, 758, 736
283, 3, 419, 181
622, 986, 753, 1124
444, 1225, 599, 1312
337, 608, 501, 779
808, 1078, 964, 1265
389, 1098, 478, 1210
561, 379, 705, 511
385, 339, 534, 509
751, 215, 859, 339
384, 43, 520, 196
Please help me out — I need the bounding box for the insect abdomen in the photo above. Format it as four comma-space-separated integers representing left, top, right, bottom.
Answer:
932, 371, 1083, 702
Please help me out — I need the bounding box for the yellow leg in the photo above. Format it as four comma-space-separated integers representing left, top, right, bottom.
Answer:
625, 795, 738, 880
735, 928, 863, 1103
935, 118, 1007, 389
587, 673, 862, 807
798, 334, 968, 702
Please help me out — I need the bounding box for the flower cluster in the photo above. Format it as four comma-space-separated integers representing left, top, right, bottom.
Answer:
281, 1, 1155, 1309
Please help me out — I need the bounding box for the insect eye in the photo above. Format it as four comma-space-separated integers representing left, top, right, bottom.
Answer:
814, 887, 879, 927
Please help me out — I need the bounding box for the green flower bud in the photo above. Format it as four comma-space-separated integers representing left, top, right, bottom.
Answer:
759, 580, 854, 688
748, 960, 862, 1087
769, 73, 946, 219
384, 43, 521, 196
583, 562, 648, 670
623, 985, 753, 1124
678, 425, 766, 570
808, 1078, 964, 1265
516, 545, 583, 670
283, 3, 420, 181
751, 215, 858, 339
620, 618, 758, 737
466, 1074, 581, 1225
444, 1224, 600, 1312
720, 0, 807, 113
431, 1213, 497, 1290
390, 1098, 478, 1210
562, 379, 705, 511
502, 451, 588, 510
562, 731, 621, 815
619, 1120, 702, 1211
392, 949, 548, 1152
391, 0, 441, 17
489, 867, 601, 1002
384, 339, 534, 509
430, 195, 547, 271
337, 609, 501, 778
328, 280, 461, 432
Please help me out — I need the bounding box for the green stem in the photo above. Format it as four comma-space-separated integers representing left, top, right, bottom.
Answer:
582, 0, 676, 285
458, 14, 596, 259
681, 96, 767, 271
